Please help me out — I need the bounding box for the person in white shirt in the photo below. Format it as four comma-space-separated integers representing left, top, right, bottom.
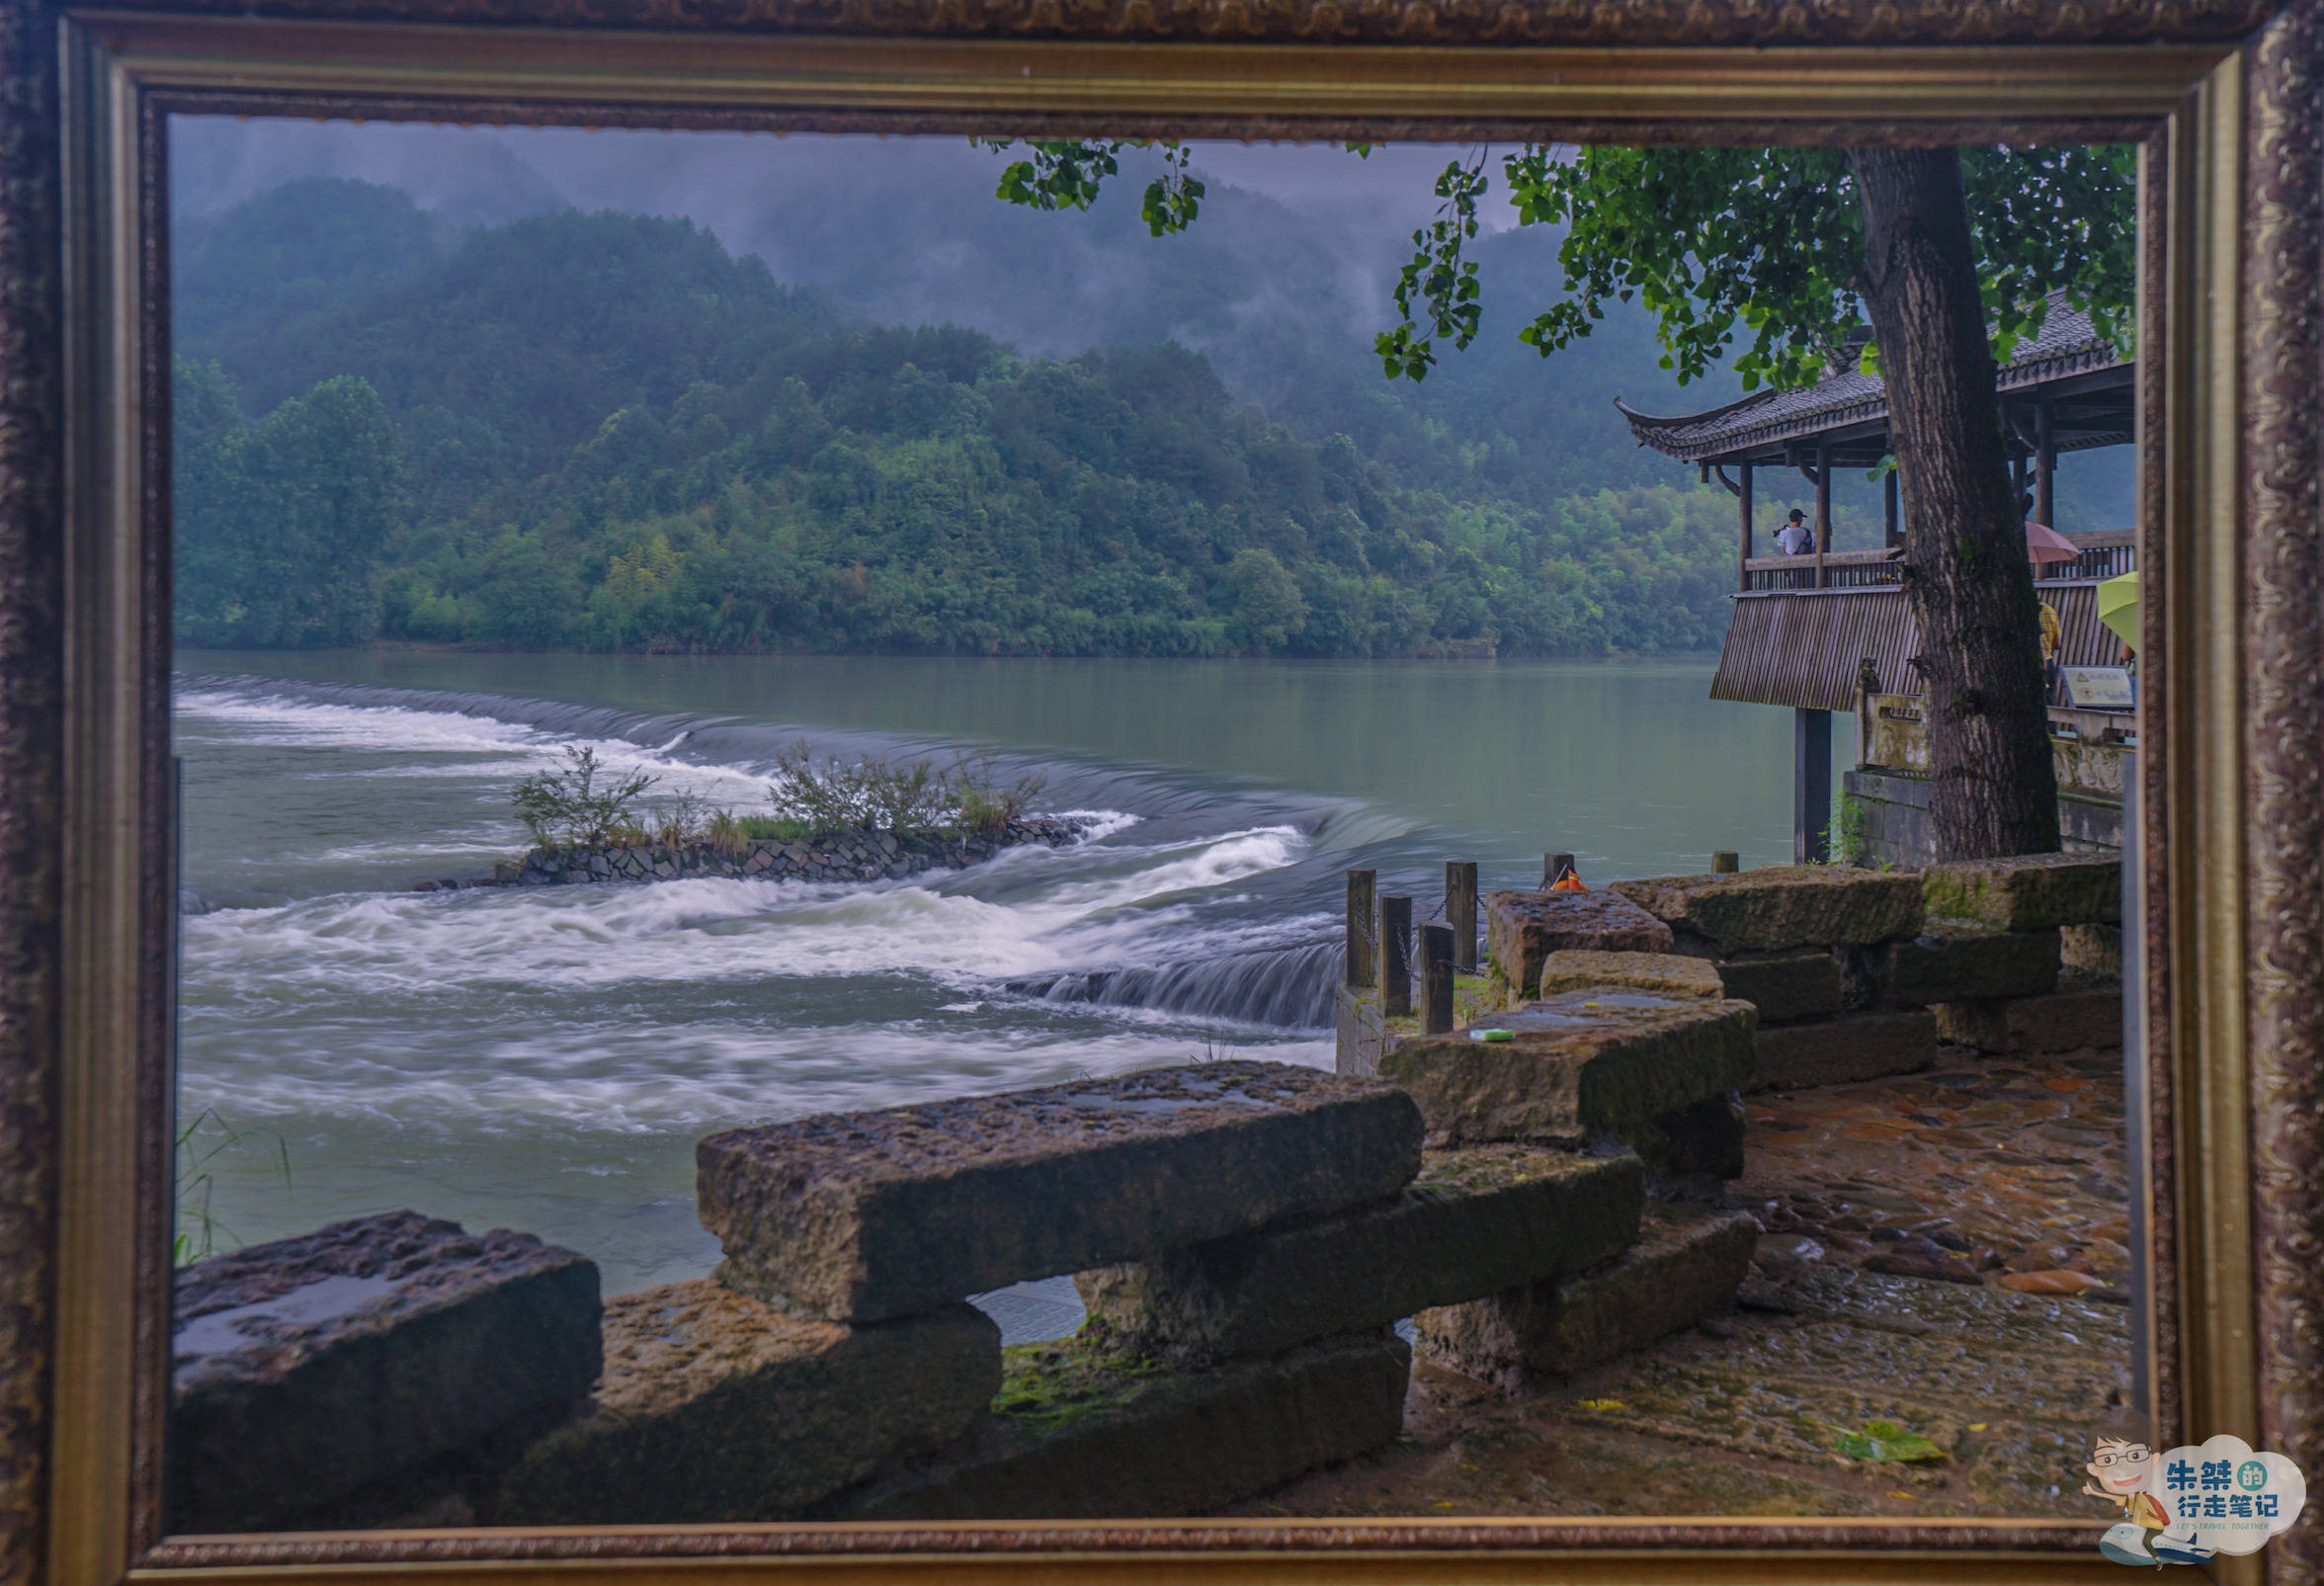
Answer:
1776, 509, 1816, 556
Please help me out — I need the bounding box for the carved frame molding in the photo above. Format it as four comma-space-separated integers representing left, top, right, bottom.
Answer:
2, 3, 2319, 1584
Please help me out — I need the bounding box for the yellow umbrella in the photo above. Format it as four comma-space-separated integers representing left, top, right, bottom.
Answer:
2097, 571, 2140, 651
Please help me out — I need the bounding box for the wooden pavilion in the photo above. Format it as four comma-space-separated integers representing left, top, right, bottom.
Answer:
1616, 298, 2136, 863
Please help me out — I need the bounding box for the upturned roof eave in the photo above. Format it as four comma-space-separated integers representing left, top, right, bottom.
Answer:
1616, 308, 2131, 464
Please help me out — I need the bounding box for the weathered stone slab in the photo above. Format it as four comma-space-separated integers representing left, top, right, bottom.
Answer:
1611, 867, 1925, 954
1713, 950, 1844, 1024
1922, 852, 2121, 931
1486, 889, 1674, 998
493, 1280, 999, 1524
1415, 1203, 1758, 1390
1748, 1010, 1948, 1091
2062, 922, 2124, 979
699, 1061, 1423, 1322
1074, 1146, 1643, 1357
168, 1210, 601, 1534
1536, 950, 1722, 1000
1383, 992, 1755, 1150
1934, 982, 2124, 1054
818, 1330, 1410, 1519
1874, 926, 2061, 1007
1629, 1094, 1746, 1182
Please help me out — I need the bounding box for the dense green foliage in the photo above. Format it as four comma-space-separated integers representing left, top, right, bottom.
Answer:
984, 141, 2134, 388
173, 178, 1745, 656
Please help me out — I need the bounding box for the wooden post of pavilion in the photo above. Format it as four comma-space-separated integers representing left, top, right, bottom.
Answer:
2034, 400, 2055, 528
1737, 462, 1754, 591
1794, 709, 1832, 864
1813, 443, 1832, 589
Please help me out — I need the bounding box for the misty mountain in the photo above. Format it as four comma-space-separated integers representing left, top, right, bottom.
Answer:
169, 119, 1741, 500
169, 180, 1743, 658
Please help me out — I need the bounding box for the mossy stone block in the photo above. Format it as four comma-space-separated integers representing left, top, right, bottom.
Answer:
1074, 1146, 1644, 1357
1922, 853, 2121, 931
1611, 867, 1925, 954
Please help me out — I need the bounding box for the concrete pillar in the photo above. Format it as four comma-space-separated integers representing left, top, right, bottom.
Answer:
1793, 708, 1832, 865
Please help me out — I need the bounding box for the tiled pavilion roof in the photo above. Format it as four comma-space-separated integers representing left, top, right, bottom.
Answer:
1616, 296, 2132, 468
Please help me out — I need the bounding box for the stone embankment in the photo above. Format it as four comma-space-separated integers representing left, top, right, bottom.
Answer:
412, 814, 1094, 893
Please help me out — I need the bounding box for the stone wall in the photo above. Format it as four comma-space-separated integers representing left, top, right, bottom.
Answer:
414, 815, 1092, 893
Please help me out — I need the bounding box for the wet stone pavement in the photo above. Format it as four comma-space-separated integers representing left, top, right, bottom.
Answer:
1231, 1044, 2137, 1521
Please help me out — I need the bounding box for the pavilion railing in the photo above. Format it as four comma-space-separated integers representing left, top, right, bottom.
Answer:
1739, 529, 2135, 592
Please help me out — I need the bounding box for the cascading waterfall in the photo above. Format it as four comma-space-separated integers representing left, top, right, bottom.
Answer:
1006, 939, 1345, 1031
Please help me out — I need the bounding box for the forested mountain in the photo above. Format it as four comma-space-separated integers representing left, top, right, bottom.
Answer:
172, 175, 1746, 657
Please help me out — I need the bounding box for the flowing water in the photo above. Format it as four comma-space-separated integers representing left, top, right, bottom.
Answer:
176, 651, 1820, 1297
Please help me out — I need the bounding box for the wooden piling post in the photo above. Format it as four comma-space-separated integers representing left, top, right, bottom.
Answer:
1421, 924, 1454, 1035
1445, 861, 1478, 972
1712, 852, 1740, 874
1543, 852, 1576, 889
1380, 894, 1413, 1017
1345, 869, 1376, 988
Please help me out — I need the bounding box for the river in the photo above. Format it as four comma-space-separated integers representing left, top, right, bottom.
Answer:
175, 651, 1820, 1299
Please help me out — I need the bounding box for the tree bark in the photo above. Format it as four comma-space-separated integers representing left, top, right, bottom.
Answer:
1847, 147, 2060, 862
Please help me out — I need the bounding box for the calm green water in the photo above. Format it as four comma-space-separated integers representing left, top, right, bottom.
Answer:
175, 652, 1813, 1294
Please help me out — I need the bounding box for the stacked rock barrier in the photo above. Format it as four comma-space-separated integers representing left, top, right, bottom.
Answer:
506, 1061, 1430, 1524
1607, 858, 2125, 1085
414, 814, 1093, 893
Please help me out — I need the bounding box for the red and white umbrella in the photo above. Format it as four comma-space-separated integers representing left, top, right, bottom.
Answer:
2024, 522, 2081, 565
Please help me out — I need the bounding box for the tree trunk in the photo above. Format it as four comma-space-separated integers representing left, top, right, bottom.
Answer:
1847, 147, 2060, 862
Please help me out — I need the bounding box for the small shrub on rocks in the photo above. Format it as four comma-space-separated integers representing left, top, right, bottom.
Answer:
764, 741, 1045, 837
512, 746, 657, 849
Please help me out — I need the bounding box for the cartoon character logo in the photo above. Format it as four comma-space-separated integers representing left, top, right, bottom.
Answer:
2087, 1439, 2189, 1567
2089, 1434, 2307, 1569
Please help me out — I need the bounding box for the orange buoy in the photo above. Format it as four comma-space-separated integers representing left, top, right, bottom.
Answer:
1550, 870, 1589, 892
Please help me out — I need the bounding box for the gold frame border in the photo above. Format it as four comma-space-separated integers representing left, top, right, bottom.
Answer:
17, 7, 2298, 1584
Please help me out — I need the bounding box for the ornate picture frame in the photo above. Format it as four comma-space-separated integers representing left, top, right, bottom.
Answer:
2, 0, 2319, 1580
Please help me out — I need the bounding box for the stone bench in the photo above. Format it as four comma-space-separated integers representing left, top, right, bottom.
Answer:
698, 1061, 1423, 1323
168, 1211, 601, 1534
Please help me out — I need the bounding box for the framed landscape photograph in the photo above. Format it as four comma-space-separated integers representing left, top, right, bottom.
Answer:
4, 0, 2322, 1581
